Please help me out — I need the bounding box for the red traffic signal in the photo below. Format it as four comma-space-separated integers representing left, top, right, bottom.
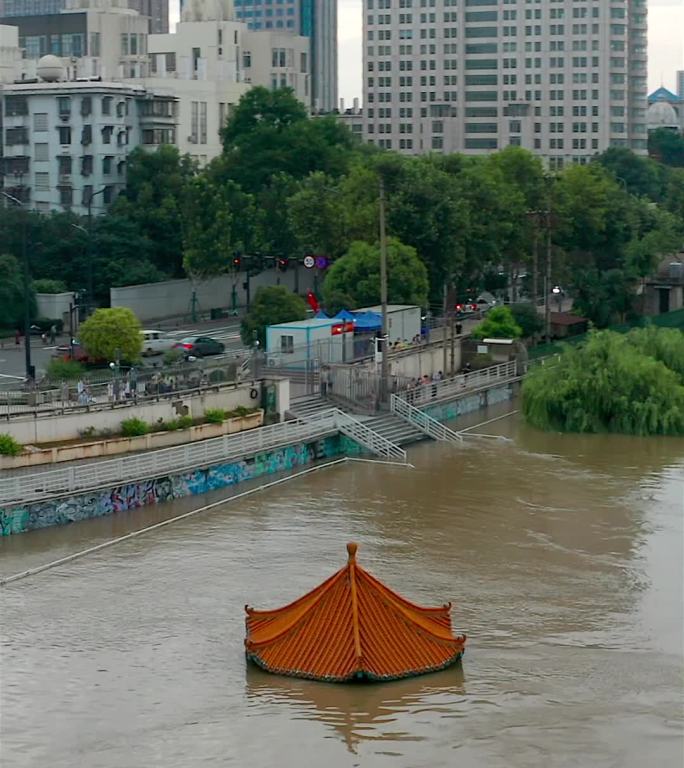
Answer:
277, 256, 289, 272
232, 253, 241, 269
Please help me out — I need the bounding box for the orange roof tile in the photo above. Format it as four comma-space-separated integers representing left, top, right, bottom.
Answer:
244, 542, 466, 682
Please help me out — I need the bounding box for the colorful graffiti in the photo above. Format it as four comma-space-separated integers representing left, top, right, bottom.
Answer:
0, 435, 347, 537
422, 384, 514, 423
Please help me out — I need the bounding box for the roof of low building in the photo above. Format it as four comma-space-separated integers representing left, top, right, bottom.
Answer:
550, 312, 589, 326
245, 542, 466, 683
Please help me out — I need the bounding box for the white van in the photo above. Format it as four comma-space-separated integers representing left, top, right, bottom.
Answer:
140, 330, 175, 356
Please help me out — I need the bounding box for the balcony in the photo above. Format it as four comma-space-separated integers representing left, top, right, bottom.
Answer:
0, 156, 30, 175
4, 127, 29, 146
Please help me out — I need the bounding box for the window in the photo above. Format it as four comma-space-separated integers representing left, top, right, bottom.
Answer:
33, 113, 48, 132
101, 126, 113, 144
102, 96, 112, 115
57, 96, 71, 116
58, 155, 72, 175
80, 97, 92, 117
34, 172, 49, 191
34, 143, 49, 162
280, 335, 294, 354
81, 155, 93, 176
57, 126, 71, 145
59, 186, 73, 207
103, 156, 113, 174
81, 125, 92, 146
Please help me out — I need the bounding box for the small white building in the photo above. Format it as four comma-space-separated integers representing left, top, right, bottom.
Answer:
266, 317, 354, 366
358, 305, 422, 346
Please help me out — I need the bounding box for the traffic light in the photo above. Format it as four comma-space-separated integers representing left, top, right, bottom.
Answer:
277, 256, 289, 272
232, 252, 241, 269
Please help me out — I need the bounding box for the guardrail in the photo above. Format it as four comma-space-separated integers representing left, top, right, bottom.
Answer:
390, 394, 462, 443
335, 411, 407, 463
406, 360, 519, 407
0, 415, 338, 505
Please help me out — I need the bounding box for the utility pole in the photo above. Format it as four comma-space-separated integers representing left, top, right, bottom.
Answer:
442, 282, 448, 375
379, 176, 389, 403
449, 312, 456, 375
532, 227, 539, 310
544, 208, 552, 343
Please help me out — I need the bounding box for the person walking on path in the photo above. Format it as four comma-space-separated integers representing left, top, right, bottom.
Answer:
49, 325, 57, 345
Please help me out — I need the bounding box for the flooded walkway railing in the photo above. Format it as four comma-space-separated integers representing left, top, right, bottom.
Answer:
406, 360, 519, 407
0, 416, 339, 505
390, 395, 462, 444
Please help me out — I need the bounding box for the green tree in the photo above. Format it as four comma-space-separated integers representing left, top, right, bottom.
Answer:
509, 303, 543, 338
522, 329, 684, 435
287, 172, 349, 258
0, 254, 36, 329
471, 306, 523, 339
594, 146, 665, 200
33, 278, 67, 293
240, 286, 308, 346
322, 238, 429, 309
79, 307, 142, 362
648, 128, 684, 167
220, 87, 358, 193
113, 145, 197, 278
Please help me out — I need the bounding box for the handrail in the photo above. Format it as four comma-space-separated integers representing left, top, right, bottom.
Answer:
390, 394, 462, 443
296, 407, 407, 463
0, 416, 338, 505
407, 360, 518, 406
335, 410, 407, 463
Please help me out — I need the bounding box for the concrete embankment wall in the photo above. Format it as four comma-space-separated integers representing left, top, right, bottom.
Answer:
0, 434, 362, 536
422, 382, 517, 422
110, 271, 316, 323
4, 383, 264, 445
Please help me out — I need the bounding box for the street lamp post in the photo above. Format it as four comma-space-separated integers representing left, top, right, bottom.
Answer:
1, 187, 34, 382
378, 176, 389, 403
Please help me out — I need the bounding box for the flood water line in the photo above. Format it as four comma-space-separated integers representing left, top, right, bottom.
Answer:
1, 457, 358, 587
457, 409, 519, 438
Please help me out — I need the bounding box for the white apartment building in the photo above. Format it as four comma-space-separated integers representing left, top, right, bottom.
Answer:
139, 12, 309, 162
1, 57, 177, 214
362, 0, 648, 165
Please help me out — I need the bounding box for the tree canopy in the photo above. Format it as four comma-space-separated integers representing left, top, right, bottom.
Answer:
522, 328, 684, 435
471, 306, 523, 339
240, 286, 308, 346
0, 254, 35, 329
322, 238, 429, 310
79, 308, 142, 363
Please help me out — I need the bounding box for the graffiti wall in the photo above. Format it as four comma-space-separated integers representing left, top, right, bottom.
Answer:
0, 435, 353, 536
422, 383, 514, 423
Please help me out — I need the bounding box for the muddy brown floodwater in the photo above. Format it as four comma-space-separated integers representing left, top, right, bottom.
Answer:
1, 408, 683, 768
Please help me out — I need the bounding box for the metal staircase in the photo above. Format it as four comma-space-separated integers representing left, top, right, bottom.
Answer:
390, 394, 463, 443
335, 411, 407, 463
287, 394, 331, 420
363, 414, 426, 447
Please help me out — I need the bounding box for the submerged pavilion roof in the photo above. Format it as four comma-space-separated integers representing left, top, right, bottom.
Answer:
244, 542, 466, 682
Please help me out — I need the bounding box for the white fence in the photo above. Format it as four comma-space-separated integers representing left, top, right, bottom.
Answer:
0, 414, 338, 505
405, 360, 519, 407
390, 394, 462, 443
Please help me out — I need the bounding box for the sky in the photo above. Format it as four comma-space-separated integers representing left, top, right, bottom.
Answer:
172, 1, 684, 103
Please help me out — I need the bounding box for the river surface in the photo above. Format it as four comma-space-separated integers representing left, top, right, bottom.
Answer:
1, 407, 683, 768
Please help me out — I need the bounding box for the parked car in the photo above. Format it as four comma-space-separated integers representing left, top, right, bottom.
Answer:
173, 336, 225, 357
52, 341, 106, 366
140, 329, 176, 356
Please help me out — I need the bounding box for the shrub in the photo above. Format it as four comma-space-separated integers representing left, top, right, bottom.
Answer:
78, 426, 97, 439
472, 306, 523, 339
46, 358, 85, 381
509, 303, 543, 339
204, 408, 226, 424
33, 279, 67, 294
228, 406, 257, 418
163, 349, 183, 366
176, 415, 193, 429
0, 433, 23, 456
120, 417, 149, 437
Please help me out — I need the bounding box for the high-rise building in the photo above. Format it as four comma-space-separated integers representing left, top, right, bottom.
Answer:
362, 0, 648, 165
232, 0, 337, 111
0, 0, 169, 33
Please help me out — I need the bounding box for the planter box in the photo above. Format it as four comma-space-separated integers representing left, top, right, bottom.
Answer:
0, 410, 264, 470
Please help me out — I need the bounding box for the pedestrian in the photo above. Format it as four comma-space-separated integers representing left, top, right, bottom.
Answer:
320, 365, 328, 397
41, 332, 47, 345
49, 324, 57, 345
15, 329, 20, 346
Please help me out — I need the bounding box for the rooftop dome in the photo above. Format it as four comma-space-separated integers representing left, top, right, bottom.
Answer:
647, 99, 679, 129
36, 55, 65, 82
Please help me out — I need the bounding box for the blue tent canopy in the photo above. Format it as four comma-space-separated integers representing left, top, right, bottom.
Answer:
352, 311, 382, 331
314, 310, 329, 319
334, 309, 356, 321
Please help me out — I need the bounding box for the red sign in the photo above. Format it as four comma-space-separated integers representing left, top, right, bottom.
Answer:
306, 291, 319, 313
331, 322, 354, 335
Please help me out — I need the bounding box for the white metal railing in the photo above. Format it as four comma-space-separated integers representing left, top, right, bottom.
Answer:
335, 410, 407, 463
390, 394, 462, 443
406, 360, 519, 407
0, 416, 339, 505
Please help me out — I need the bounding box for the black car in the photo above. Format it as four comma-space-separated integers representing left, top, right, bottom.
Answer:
173, 336, 225, 357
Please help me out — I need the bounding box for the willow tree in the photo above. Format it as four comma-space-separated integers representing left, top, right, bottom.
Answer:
522, 329, 684, 436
